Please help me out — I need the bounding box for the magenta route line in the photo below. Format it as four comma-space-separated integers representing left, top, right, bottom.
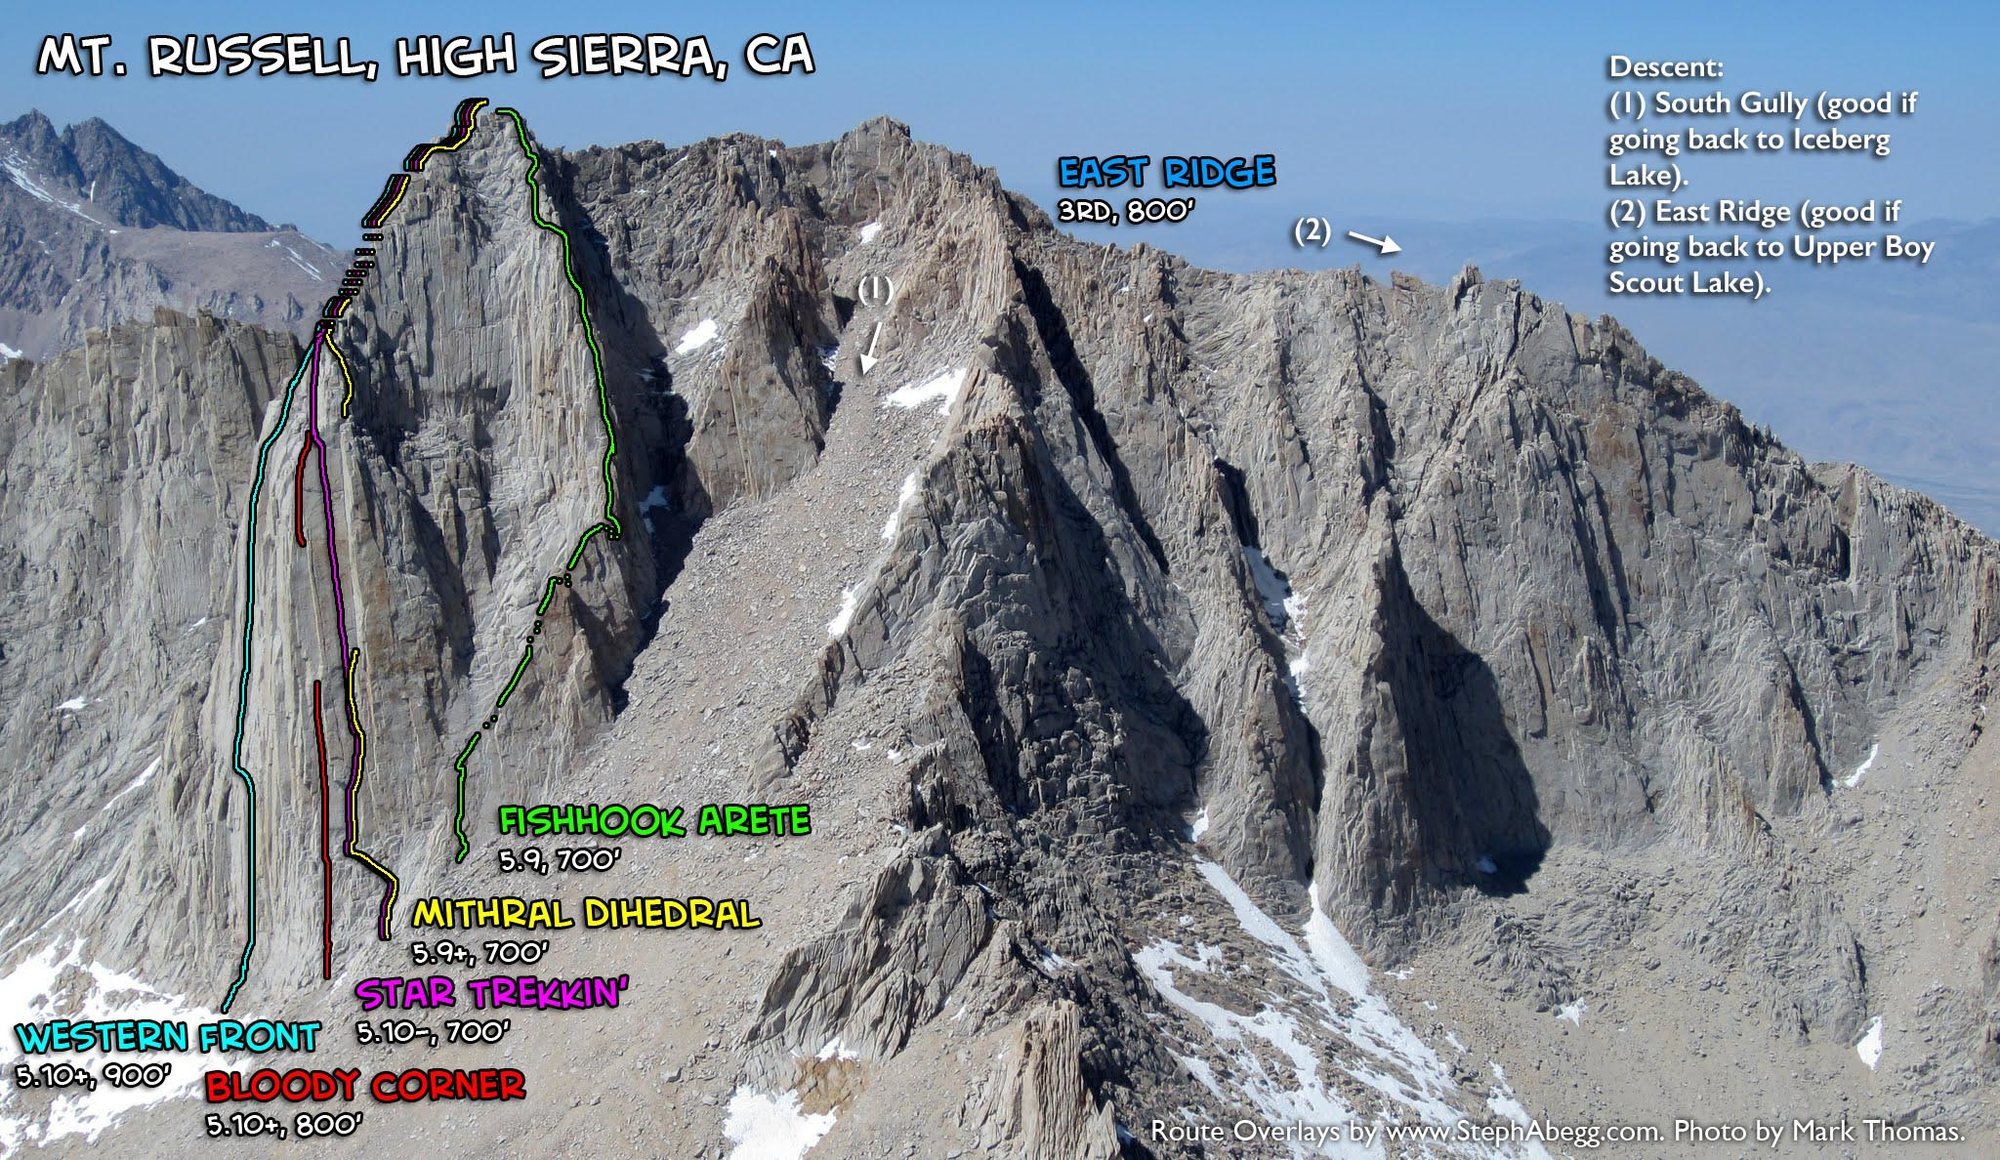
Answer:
307, 331, 397, 938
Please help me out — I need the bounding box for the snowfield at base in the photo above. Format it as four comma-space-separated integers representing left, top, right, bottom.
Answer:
1843, 742, 1878, 788
0, 941, 241, 1152
1856, 1016, 1884, 1069
1483, 1063, 1553, 1158
1135, 857, 1548, 1157
0, 341, 21, 362
723, 1087, 836, 1160
884, 368, 966, 414
856, 221, 883, 244
675, 318, 720, 355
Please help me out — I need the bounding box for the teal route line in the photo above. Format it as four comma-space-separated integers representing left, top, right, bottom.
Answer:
216, 97, 498, 1009
447, 106, 624, 864
220, 346, 318, 1014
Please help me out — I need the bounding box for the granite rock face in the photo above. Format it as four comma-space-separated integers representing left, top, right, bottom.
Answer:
3, 112, 1996, 1156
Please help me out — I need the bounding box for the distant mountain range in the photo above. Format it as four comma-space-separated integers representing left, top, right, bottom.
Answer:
0, 110, 336, 361
1126, 204, 2000, 533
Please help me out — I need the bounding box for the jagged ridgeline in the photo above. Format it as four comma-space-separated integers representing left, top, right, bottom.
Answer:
0, 99, 1995, 1156
0, 110, 338, 360
1, 100, 664, 1006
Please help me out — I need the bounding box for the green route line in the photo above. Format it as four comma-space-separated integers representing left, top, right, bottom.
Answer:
535, 575, 563, 616
447, 107, 626, 865
451, 733, 482, 862
566, 525, 604, 570
219, 346, 317, 1014
498, 105, 622, 541
495, 644, 534, 710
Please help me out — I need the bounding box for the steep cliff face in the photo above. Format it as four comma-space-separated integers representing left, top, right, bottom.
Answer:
3, 111, 1995, 1157
0, 311, 296, 968
0, 113, 677, 1015
550, 118, 1998, 1150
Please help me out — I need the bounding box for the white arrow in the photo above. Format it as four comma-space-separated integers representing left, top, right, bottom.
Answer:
1346, 230, 1402, 256
858, 321, 883, 374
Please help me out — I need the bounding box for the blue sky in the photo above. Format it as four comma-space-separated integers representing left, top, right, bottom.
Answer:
5, 2, 2000, 525
3, 1, 1994, 250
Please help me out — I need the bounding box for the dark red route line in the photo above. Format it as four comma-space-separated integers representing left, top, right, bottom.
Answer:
294, 436, 312, 548
311, 680, 332, 980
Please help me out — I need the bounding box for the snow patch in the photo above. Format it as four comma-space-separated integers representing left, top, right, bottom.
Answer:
1555, 1002, 1585, 1025
55, 698, 87, 713
856, 221, 883, 245
1474, 855, 1499, 876
0, 941, 240, 1151
640, 485, 671, 514
826, 588, 859, 637
674, 319, 720, 355
1135, 859, 1506, 1153
1483, 1062, 1556, 1158
1300, 881, 1373, 1000
1189, 807, 1210, 841
1856, 1016, 1884, 1069
884, 368, 967, 415
3, 152, 102, 225
1132, 939, 1361, 1146
1842, 742, 1878, 789
1245, 547, 1312, 705
723, 1088, 835, 1160
814, 1038, 860, 1062
1243, 547, 1295, 630
100, 757, 161, 812
0, 342, 21, 362
1178, 1054, 1224, 1097
280, 244, 323, 281
881, 472, 920, 540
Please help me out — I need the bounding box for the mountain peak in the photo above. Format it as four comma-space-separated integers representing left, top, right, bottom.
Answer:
0, 109, 271, 232
5, 108, 55, 132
